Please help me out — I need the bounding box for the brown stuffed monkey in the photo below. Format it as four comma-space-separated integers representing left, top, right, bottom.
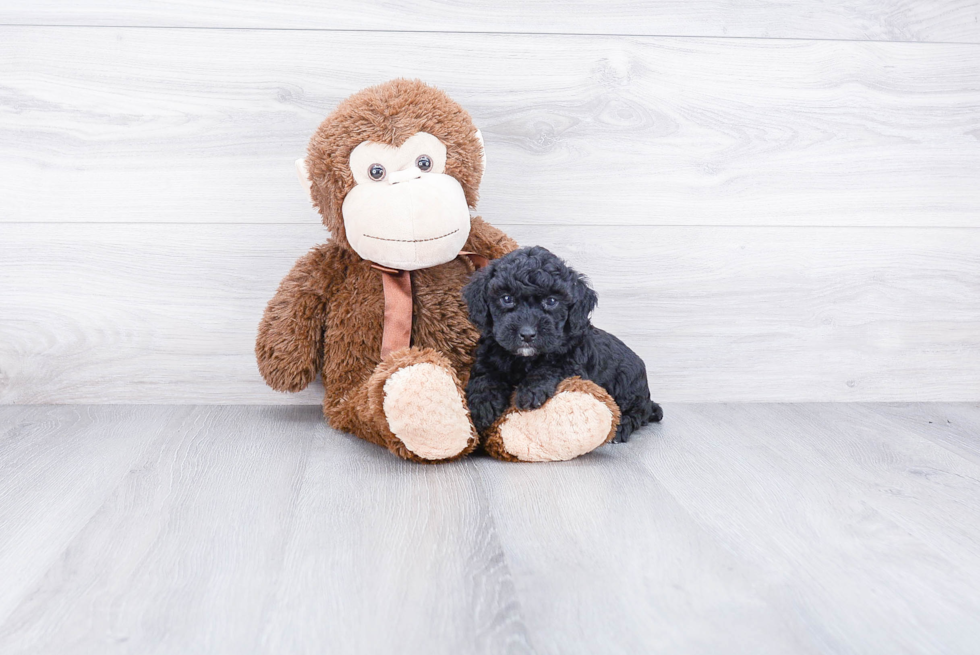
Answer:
256, 79, 620, 463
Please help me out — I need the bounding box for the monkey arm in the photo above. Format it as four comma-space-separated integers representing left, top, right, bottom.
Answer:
464, 216, 519, 261
255, 245, 334, 393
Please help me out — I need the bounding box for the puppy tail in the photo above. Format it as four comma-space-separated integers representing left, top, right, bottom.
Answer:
647, 399, 664, 423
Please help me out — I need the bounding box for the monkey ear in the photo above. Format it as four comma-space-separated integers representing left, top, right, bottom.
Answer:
567, 275, 598, 336
295, 157, 313, 202
462, 263, 494, 334
475, 129, 486, 175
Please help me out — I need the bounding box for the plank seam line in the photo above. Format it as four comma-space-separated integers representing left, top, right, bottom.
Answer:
1, 23, 979, 47
3, 222, 980, 229
472, 463, 537, 650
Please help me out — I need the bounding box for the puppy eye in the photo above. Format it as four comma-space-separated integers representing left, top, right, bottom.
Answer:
542, 297, 558, 309
416, 155, 432, 172
368, 164, 386, 181
499, 295, 515, 308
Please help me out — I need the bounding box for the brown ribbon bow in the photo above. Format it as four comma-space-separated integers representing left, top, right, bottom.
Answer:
371, 251, 489, 359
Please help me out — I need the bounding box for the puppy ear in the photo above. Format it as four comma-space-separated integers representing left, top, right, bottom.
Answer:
567, 274, 598, 336
462, 263, 495, 333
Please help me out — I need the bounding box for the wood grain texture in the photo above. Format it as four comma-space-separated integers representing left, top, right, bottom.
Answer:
0, 405, 531, 655
0, 405, 195, 626
774, 403, 980, 572
624, 403, 980, 654
2, 1, 979, 43
474, 443, 807, 654
259, 408, 532, 655
1, 223, 978, 404
478, 403, 980, 654
2, 403, 980, 653
867, 403, 980, 465
3, 27, 980, 227
0, 405, 315, 653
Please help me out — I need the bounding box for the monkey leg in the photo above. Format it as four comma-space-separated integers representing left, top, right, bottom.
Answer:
482, 377, 621, 462
327, 347, 478, 463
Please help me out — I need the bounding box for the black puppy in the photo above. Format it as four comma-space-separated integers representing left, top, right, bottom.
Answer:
463, 246, 662, 442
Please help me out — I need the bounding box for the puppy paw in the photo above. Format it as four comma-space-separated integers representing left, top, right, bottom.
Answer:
514, 382, 556, 410
469, 394, 509, 433
466, 378, 512, 433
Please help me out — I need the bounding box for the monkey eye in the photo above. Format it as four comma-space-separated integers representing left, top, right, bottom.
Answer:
499, 294, 515, 308
416, 155, 432, 172
542, 296, 559, 309
368, 164, 386, 181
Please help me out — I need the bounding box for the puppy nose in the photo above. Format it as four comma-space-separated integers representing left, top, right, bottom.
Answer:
519, 327, 536, 343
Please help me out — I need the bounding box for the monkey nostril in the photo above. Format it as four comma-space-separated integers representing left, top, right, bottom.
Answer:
388, 167, 423, 184
519, 327, 536, 343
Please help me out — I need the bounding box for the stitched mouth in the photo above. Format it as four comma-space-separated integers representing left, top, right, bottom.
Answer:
362, 228, 459, 244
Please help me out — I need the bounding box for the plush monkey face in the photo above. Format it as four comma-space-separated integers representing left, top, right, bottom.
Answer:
301, 79, 486, 271
341, 132, 470, 270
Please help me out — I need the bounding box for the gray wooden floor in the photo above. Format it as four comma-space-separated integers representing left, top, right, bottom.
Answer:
1, 404, 979, 654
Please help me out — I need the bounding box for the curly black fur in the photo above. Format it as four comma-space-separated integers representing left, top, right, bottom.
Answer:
463, 246, 663, 442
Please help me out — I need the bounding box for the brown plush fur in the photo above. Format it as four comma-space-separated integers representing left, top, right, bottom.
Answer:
482, 377, 622, 462
305, 78, 486, 245
256, 79, 517, 461
257, 79, 619, 462
256, 215, 516, 462
365, 347, 478, 463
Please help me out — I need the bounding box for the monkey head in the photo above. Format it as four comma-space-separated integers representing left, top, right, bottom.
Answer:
297, 79, 486, 271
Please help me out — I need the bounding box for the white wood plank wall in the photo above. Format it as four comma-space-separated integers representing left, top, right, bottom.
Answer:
3, 1, 980, 42
1, 3, 978, 404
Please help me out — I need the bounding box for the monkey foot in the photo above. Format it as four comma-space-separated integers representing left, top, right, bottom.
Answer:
483, 377, 621, 462
382, 355, 476, 461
